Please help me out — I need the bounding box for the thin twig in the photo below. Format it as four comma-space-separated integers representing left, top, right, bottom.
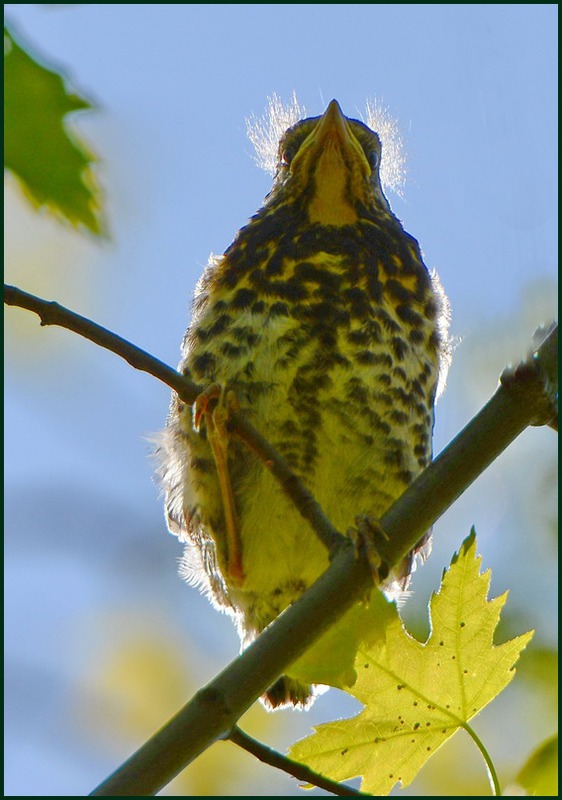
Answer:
231, 410, 345, 551
227, 726, 371, 797
4, 284, 197, 403
4, 283, 345, 553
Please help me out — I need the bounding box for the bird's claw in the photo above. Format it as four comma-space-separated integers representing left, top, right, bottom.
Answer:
193, 383, 222, 432
347, 514, 390, 589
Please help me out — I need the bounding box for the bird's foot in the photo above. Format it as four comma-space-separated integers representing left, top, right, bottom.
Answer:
348, 514, 391, 591
193, 384, 245, 585
192, 383, 223, 432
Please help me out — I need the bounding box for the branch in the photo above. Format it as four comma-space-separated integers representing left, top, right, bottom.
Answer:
5, 284, 557, 796
86, 323, 558, 797
227, 726, 370, 796
4, 284, 192, 400
375, 320, 558, 569
4, 283, 345, 554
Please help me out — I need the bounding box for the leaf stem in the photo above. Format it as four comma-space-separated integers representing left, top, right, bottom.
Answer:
461, 722, 502, 796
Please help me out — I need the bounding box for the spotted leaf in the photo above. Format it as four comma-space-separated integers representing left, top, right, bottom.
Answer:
289, 532, 533, 794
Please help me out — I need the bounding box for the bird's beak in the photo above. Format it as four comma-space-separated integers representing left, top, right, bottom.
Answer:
290, 99, 371, 225
313, 99, 354, 150
291, 99, 370, 176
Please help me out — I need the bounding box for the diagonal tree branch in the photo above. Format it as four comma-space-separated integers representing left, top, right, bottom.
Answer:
89, 323, 557, 797
5, 283, 557, 796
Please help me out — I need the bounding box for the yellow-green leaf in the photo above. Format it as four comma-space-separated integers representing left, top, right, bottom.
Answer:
4, 22, 104, 235
289, 532, 533, 795
288, 589, 391, 690
515, 734, 558, 796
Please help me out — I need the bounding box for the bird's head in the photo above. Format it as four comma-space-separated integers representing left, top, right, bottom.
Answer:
268, 99, 391, 224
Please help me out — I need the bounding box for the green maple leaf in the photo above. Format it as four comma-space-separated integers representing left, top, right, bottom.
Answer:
289, 532, 533, 795
4, 22, 104, 235
287, 593, 390, 690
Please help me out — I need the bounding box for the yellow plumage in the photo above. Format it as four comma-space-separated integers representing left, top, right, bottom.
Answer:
160, 100, 449, 708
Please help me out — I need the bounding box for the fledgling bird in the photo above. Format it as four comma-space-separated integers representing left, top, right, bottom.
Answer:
159, 99, 449, 710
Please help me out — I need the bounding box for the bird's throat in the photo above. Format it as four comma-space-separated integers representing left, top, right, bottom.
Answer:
307, 148, 358, 225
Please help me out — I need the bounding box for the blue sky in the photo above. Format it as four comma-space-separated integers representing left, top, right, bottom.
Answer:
5, 5, 557, 796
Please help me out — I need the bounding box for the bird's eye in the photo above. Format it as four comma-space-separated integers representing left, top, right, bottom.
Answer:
369, 150, 380, 170
280, 149, 292, 167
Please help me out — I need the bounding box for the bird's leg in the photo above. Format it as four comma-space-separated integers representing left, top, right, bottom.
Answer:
193, 384, 245, 586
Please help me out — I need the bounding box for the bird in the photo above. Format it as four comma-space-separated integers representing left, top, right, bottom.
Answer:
159, 99, 449, 710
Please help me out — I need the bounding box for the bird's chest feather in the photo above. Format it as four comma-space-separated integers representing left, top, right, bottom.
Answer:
177, 242, 439, 598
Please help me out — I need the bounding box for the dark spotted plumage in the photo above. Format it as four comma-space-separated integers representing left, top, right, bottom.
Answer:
159, 100, 449, 710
